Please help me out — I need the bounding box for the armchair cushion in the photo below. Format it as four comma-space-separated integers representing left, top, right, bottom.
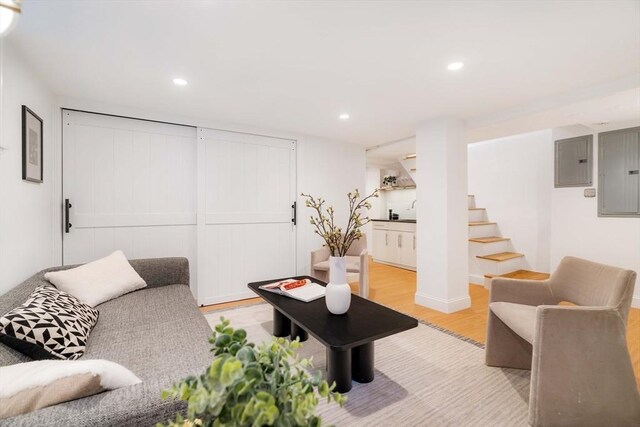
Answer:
489, 302, 537, 344
312, 256, 361, 273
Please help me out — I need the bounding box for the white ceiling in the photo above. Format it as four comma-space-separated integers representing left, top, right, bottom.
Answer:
8, 0, 640, 146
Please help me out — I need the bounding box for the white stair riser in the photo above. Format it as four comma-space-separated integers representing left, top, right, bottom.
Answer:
468, 195, 476, 209
468, 210, 486, 222
468, 224, 499, 238
469, 240, 512, 256
477, 257, 525, 276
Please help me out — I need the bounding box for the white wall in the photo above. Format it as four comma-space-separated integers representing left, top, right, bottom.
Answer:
384, 188, 417, 220
468, 126, 640, 307
550, 125, 640, 307
0, 41, 59, 296
364, 166, 385, 253
297, 137, 366, 275
468, 130, 553, 276
0, 85, 366, 297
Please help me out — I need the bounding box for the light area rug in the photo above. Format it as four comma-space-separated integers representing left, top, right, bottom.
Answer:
204, 303, 530, 427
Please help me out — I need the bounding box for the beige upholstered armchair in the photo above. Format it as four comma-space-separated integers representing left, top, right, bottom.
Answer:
486, 256, 640, 426
310, 235, 369, 298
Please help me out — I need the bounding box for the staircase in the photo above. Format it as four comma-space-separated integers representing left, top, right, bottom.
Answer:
467, 195, 549, 288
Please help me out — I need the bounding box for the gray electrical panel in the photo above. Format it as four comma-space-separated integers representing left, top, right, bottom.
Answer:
555, 135, 593, 187
598, 127, 640, 218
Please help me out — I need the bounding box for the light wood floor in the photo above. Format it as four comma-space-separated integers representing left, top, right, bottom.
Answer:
201, 260, 640, 386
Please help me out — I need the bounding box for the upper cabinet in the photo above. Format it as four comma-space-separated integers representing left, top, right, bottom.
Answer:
555, 135, 593, 187
598, 127, 640, 218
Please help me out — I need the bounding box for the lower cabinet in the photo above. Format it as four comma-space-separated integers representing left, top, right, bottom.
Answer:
372, 222, 416, 270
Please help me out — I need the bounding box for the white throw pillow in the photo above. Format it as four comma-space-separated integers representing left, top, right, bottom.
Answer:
45, 250, 146, 307
0, 359, 141, 419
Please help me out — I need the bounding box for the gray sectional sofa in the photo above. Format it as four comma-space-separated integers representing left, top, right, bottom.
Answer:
0, 258, 213, 426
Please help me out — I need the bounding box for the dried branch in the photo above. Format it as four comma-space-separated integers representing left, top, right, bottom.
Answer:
301, 188, 379, 257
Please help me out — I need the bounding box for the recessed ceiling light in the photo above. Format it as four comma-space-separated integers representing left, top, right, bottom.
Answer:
172, 78, 188, 86
339, 113, 350, 120
447, 62, 464, 71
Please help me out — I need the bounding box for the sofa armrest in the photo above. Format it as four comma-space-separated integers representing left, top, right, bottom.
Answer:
310, 246, 330, 268
129, 257, 190, 288
490, 278, 557, 306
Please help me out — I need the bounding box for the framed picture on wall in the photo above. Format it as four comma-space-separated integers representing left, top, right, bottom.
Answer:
22, 105, 43, 183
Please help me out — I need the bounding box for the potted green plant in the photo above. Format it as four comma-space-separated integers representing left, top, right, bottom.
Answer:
382, 176, 397, 187
160, 318, 345, 427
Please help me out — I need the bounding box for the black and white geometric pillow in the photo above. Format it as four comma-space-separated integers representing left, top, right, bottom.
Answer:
0, 286, 99, 360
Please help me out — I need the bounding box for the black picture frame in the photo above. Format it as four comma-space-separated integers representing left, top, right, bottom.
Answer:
22, 105, 43, 183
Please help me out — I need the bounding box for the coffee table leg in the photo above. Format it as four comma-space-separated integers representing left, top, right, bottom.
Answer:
352, 342, 375, 383
290, 323, 308, 342
327, 347, 352, 393
272, 309, 291, 337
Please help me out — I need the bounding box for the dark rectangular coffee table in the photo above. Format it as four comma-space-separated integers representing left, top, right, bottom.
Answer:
248, 276, 418, 392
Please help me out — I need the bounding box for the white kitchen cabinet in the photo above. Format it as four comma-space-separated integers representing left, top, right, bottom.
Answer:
372, 228, 389, 263
398, 231, 416, 268
372, 221, 416, 270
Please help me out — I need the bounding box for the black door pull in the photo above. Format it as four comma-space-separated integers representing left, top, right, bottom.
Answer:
65, 199, 73, 233
629, 170, 639, 175
291, 202, 297, 225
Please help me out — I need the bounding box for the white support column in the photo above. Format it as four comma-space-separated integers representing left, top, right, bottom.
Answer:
415, 118, 470, 313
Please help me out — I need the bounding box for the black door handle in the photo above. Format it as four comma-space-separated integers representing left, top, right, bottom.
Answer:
291, 201, 297, 225
65, 199, 73, 233
629, 170, 639, 175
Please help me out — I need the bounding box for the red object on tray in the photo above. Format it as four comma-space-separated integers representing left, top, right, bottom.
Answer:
282, 279, 307, 291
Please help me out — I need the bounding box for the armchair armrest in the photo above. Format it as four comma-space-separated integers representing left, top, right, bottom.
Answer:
535, 305, 627, 341
310, 246, 330, 267
359, 249, 369, 298
490, 278, 557, 306
530, 305, 640, 426
129, 257, 190, 288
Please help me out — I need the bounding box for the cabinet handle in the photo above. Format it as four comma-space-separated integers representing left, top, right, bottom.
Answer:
413, 235, 416, 250
385, 233, 388, 245
398, 234, 402, 248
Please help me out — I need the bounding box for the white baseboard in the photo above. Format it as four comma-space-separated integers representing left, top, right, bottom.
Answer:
414, 292, 471, 313
468, 274, 484, 285
198, 291, 256, 307
632, 296, 640, 309
372, 258, 416, 272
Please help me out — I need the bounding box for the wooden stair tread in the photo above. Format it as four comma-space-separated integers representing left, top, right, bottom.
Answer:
468, 208, 486, 211
477, 252, 524, 262
468, 221, 496, 226
469, 236, 510, 243
484, 270, 550, 281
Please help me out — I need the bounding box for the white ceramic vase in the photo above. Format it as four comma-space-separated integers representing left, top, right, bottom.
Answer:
326, 256, 351, 315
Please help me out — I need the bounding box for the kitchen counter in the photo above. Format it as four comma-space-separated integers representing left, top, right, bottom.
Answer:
372, 219, 416, 223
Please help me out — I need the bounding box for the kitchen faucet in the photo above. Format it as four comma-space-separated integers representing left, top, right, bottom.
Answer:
408, 199, 417, 210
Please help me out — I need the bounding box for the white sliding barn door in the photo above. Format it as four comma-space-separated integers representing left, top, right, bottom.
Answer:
197, 128, 297, 305
62, 110, 198, 293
